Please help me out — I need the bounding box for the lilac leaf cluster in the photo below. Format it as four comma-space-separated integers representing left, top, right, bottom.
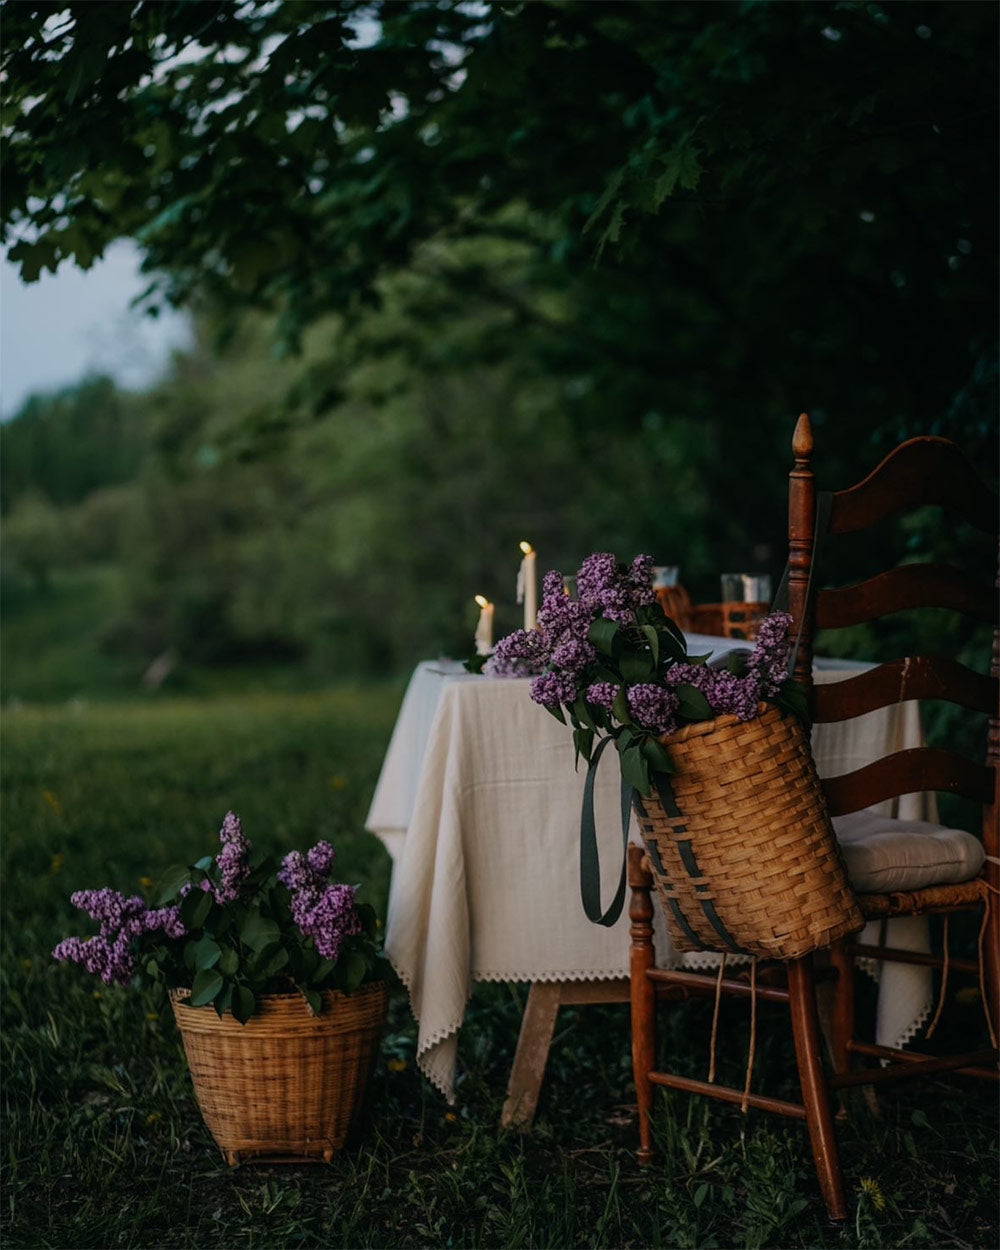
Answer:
52, 813, 383, 1021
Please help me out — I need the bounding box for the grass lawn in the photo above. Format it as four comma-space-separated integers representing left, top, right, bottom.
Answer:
2, 689, 997, 1249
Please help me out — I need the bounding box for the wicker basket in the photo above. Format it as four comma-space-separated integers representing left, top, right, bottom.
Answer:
170, 981, 388, 1165
633, 704, 863, 960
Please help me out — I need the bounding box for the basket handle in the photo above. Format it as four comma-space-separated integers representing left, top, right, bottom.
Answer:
579, 736, 634, 926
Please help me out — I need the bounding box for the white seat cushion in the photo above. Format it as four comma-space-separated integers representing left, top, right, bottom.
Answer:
832, 810, 986, 894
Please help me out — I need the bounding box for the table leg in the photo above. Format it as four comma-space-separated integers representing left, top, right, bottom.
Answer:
501, 978, 630, 1129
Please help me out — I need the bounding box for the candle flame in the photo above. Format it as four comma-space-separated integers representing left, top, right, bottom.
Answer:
474, 595, 489, 608
519, 540, 534, 555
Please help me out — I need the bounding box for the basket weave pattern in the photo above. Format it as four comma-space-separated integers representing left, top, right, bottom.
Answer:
171, 981, 388, 1165
634, 704, 862, 959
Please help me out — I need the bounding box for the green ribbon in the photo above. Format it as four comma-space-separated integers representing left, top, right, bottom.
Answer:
579, 736, 634, 927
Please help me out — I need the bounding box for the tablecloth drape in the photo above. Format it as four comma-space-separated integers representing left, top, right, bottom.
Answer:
367, 639, 933, 1102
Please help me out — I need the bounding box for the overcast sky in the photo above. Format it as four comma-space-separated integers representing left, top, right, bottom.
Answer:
0, 240, 192, 419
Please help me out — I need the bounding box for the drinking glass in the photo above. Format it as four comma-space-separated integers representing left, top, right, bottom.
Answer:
720, 573, 772, 604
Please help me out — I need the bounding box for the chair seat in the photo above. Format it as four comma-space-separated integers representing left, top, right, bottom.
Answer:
832, 810, 985, 894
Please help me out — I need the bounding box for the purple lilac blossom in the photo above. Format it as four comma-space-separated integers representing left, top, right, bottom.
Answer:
530, 670, 580, 708
307, 840, 336, 877
290, 883, 361, 962
551, 637, 596, 672
536, 574, 596, 649
746, 611, 792, 698
279, 842, 362, 962
586, 682, 618, 709
484, 627, 551, 678
214, 810, 252, 904
663, 663, 760, 721
52, 890, 185, 986
626, 684, 680, 733
628, 555, 657, 606
576, 553, 620, 608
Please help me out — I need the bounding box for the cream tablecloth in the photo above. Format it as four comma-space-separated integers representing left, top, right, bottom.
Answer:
367, 637, 933, 1102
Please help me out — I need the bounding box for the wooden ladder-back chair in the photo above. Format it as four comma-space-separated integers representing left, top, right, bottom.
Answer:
628, 414, 998, 1221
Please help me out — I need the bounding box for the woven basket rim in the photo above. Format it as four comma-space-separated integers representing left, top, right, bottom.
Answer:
657, 700, 777, 746
170, 981, 387, 1011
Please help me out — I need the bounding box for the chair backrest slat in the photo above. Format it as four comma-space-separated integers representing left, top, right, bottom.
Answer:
813, 659, 998, 722
828, 436, 998, 535
786, 415, 998, 854
816, 565, 997, 630
822, 748, 995, 817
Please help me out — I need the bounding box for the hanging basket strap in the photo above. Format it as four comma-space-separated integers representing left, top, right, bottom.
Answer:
579, 736, 634, 926
648, 772, 751, 955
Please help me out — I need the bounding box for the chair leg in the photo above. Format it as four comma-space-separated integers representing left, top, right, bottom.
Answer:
983, 892, 1000, 1047
628, 845, 657, 1164
828, 938, 854, 1079
787, 956, 848, 1222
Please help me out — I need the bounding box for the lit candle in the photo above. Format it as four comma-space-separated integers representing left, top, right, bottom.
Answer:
474, 594, 494, 656
517, 540, 538, 631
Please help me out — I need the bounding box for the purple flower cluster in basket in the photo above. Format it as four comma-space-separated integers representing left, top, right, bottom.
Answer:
486, 551, 793, 740
53, 890, 185, 986
278, 841, 362, 962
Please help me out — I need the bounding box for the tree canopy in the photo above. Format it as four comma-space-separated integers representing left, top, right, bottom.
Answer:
4, 1, 995, 412
2, 0, 997, 671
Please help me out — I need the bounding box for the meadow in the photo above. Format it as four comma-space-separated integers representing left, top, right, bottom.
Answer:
2, 676, 997, 1250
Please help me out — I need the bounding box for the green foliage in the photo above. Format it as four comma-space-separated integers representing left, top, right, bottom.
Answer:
1, 375, 147, 512
132, 831, 388, 1021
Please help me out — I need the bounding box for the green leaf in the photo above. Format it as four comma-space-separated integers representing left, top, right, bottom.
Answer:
154, 864, 190, 905
612, 684, 632, 726
572, 725, 594, 768
312, 958, 337, 984
190, 967, 224, 1007
193, 936, 221, 971
192, 855, 214, 871
641, 624, 660, 668
640, 735, 675, 776
232, 984, 255, 1024
571, 694, 598, 732
588, 617, 620, 658
240, 912, 280, 952
543, 701, 567, 724
180, 886, 213, 930
620, 649, 654, 682
659, 620, 688, 658
217, 946, 239, 976
341, 950, 367, 992
251, 941, 289, 980
676, 683, 714, 722
302, 987, 323, 1016
619, 742, 651, 797
213, 981, 233, 1019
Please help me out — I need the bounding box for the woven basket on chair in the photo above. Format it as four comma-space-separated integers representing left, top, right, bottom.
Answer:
171, 981, 388, 1165
633, 704, 863, 960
